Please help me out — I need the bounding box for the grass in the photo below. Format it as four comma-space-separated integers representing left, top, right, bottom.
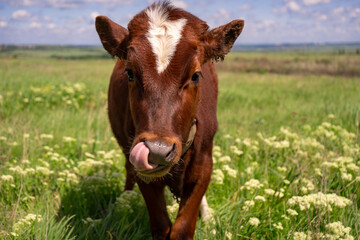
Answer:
0, 46, 359, 239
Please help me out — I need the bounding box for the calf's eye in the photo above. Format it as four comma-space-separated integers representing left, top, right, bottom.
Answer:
126, 69, 135, 82
191, 72, 201, 83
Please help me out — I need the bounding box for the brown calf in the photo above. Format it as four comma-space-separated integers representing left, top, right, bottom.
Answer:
95, 2, 244, 239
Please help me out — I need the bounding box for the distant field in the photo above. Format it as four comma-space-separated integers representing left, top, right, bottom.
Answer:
0, 46, 359, 239
0, 45, 110, 59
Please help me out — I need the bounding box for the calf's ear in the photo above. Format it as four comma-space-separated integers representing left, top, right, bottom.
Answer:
95, 16, 129, 59
203, 19, 244, 62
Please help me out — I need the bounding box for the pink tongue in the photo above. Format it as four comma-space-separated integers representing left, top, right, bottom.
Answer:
129, 142, 158, 171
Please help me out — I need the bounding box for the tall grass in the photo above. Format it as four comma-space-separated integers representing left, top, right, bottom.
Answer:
0, 49, 359, 239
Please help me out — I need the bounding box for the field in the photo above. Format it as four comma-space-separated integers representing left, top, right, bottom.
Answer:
0, 45, 359, 239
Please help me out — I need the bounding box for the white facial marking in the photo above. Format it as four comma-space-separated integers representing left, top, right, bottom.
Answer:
146, 5, 187, 74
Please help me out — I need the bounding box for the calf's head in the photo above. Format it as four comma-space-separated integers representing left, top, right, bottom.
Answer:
96, 2, 244, 180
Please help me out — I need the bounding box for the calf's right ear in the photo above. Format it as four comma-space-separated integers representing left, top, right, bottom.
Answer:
203, 19, 244, 62
95, 16, 129, 59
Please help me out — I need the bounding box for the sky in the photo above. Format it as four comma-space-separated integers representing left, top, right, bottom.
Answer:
0, 0, 359, 45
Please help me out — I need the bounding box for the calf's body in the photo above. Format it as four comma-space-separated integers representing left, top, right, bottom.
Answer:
96, 2, 244, 239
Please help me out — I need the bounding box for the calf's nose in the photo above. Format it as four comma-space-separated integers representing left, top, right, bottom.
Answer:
144, 140, 176, 166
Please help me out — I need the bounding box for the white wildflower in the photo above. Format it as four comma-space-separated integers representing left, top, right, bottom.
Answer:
78, 158, 105, 173
36, 166, 53, 176
242, 200, 255, 211
40, 134, 54, 140
230, 145, 243, 156
287, 192, 352, 211
265, 189, 275, 196
255, 195, 266, 202
314, 168, 322, 177
24, 168, 35, 175
293, 232, 311, 240
328, 114, 335, 119
85, 152, 96, 159
275, 191, 284, 198
34, 97, 42, 102
218, 155, 231, 163
280, 127, 299, 139
167, 201, 179, 216
341, 172, 353, 181
287, 208, 298, 216
212, 169, 224, 185
300, 186, 309, 194
9, 166, 26, 176
322, 161, 338, 169
223, 134, 231, 139
63, 136, 76, 143
243, 138, 251, 146
346, 163, 359, 172
225, 231, 232, 239
57, 178, 65, 183
115, 190, 140, 213
12, 214, 42, 233
248, 217, 260, 227
222, 165, 237, 178
241, 179, 263, 191
325, 221, 353, 239
245, 166, 254, 174
275, 140, 290, 149
213, 146, 221, 152
1, 175, 14, 182
213, 151, 222, 157
273, 222, 283, 230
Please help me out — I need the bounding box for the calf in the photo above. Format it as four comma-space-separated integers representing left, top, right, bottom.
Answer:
95, 2, 244, 239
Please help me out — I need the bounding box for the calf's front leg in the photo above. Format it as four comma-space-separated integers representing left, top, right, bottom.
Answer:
137, 180, 172, 240
170, 154, 212, 239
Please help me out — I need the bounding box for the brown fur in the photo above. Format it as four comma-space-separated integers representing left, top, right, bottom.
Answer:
96, 2, 244, 239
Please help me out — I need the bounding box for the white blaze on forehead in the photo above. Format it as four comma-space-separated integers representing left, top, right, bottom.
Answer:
145, 5, 187, 74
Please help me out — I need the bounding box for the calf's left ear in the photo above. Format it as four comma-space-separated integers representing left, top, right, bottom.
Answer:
203, 20, 244, 62
95, 16, 129, 59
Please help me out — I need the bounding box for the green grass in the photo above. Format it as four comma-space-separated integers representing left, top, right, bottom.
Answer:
0, 48, 359, 239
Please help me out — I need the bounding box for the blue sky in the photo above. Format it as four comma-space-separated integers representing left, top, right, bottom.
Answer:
0, 0, 359, 45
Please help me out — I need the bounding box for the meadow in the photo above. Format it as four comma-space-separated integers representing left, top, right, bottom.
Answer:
0, 45, 359, 239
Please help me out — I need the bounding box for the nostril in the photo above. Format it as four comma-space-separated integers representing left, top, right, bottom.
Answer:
165, 143, 176, 160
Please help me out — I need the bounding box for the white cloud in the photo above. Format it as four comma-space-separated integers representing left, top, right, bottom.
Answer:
171, 0, 187, 9
333, 7, 344, 15
12, 9, 31, 20
349, 8, 360, 18
217, 8, 231, 20
318, 14, 327, 21
256, 20, 275, 29
303, 0, 330, 6
91, 12, 100, 20
44, 16, 51, 22
0, 21, 8, 27
29, 22, 42, 28
240, 4, 251, 11
47, 23, 55, 29
5, 0, 134, 9
208, 8, 233, 28
274, 1, 301, 14
287, 1, 301, 12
